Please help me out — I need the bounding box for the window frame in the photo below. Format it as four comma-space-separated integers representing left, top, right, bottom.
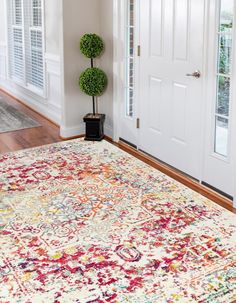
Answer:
7, 0, 46, 98
213, 0, 235, 160
125, 0, 135, 119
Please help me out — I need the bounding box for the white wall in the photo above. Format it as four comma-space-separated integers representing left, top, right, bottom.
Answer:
0, 0, 63, 124
0, 0, 6, 42
45, 0, 61, 55
0, 0, 7, 81
0, 0, 115, 138
60, 0, 114, 139
60, 0, 100, 137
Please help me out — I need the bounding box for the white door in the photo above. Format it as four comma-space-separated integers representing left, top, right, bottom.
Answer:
203, 0, 236, 200
138, 0, 206, 179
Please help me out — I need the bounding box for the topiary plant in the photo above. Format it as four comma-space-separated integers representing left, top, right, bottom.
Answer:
79, 68, 107, 97
79, 33, 107, 115
80, 34, 104, 59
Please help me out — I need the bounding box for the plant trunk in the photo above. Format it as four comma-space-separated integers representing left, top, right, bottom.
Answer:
92, 96, 95, 116
95, 97, 98, 114
91, 58, 95, 115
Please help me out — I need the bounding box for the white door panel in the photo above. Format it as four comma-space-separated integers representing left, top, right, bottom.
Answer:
139, 0, 205, 178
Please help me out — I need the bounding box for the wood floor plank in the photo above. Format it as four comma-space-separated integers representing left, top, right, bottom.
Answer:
0, 90, 62, 153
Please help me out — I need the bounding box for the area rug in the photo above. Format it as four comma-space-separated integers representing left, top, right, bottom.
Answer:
0, 97, 40, 133
0, 139, 235, 303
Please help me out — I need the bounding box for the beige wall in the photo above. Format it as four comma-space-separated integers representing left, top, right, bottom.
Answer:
61, 0, 114, 138
0, 0, 6, 44
61, 0, 99, 133
0, 0, 6, 43
44, 0, 61, 55
99, 0, 113, 136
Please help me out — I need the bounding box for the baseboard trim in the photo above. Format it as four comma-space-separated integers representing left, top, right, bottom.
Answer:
60, 134, 85, 141
60, 124, 84, 138
60, 134, 113, 143
60, 122, 113, 140
0, 88, 60, 128
104, 135, 113, 143
117, 140, 236, 213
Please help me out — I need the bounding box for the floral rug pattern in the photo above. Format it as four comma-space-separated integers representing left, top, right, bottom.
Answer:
0, 139, 236, 303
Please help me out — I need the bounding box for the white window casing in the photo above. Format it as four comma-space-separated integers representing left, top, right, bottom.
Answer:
7, 0, 46, 97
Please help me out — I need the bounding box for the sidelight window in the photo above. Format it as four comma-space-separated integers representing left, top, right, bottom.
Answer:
214, 0, 234, 157
125, 0, 135, 118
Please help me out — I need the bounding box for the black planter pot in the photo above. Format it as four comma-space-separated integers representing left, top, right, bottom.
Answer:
83, 113, 105, 141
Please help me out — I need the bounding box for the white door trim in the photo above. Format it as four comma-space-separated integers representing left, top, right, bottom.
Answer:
203, 0, 236, 203
113, 0, 125, 142
199, 0, 211, 183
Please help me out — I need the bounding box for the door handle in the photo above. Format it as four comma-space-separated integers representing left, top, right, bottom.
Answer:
186, 70, 201, 79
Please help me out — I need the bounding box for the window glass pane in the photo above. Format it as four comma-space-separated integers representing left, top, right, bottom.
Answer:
214, 116, 229, 156
129, 27, 134, 56
214, 0, 233, 157
126, 88, 134, 117
32, 0, 42, 27
129, 57, 134, 87
14, 0, 22, 25
218, 35, 232, 74
33, 8, 42, 27
130, 0, 134, 26
216, 76, 230, 116
126, 0, 135, 118
220, 0, 234, 32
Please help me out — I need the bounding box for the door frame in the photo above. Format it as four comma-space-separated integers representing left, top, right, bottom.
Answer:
113, 0, 141, 145
202, 0, 236, 207
112, 0, 236, 207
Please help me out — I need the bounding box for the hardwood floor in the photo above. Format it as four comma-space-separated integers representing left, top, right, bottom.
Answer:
0, 89, 62, 153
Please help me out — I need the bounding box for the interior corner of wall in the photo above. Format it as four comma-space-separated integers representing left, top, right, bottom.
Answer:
60, 123, 85, 139
104, 123, 114, 139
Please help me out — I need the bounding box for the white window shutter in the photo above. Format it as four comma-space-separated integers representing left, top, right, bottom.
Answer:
7, 0, 25, 83
25, 0, 44, 91
7, 0, 45, 95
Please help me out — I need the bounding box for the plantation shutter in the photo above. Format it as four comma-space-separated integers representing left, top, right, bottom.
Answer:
7, 0, 45, 94
7, 0, 25, 83
25, 0, 44, 91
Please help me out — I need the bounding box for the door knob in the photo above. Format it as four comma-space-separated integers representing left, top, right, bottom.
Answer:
186, 70, 201, 78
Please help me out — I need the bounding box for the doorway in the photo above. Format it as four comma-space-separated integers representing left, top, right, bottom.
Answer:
116, 0, 236, 204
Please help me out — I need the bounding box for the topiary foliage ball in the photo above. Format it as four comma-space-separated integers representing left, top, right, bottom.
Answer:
79, 68, 107, 97
80, 34, 104, 59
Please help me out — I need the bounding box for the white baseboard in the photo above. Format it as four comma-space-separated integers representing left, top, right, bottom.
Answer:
60, 123, 114, 139
0, 48, 62, 125
0, 82, 61, 124
60, 124, 85, 138
104, 124, 113, 139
